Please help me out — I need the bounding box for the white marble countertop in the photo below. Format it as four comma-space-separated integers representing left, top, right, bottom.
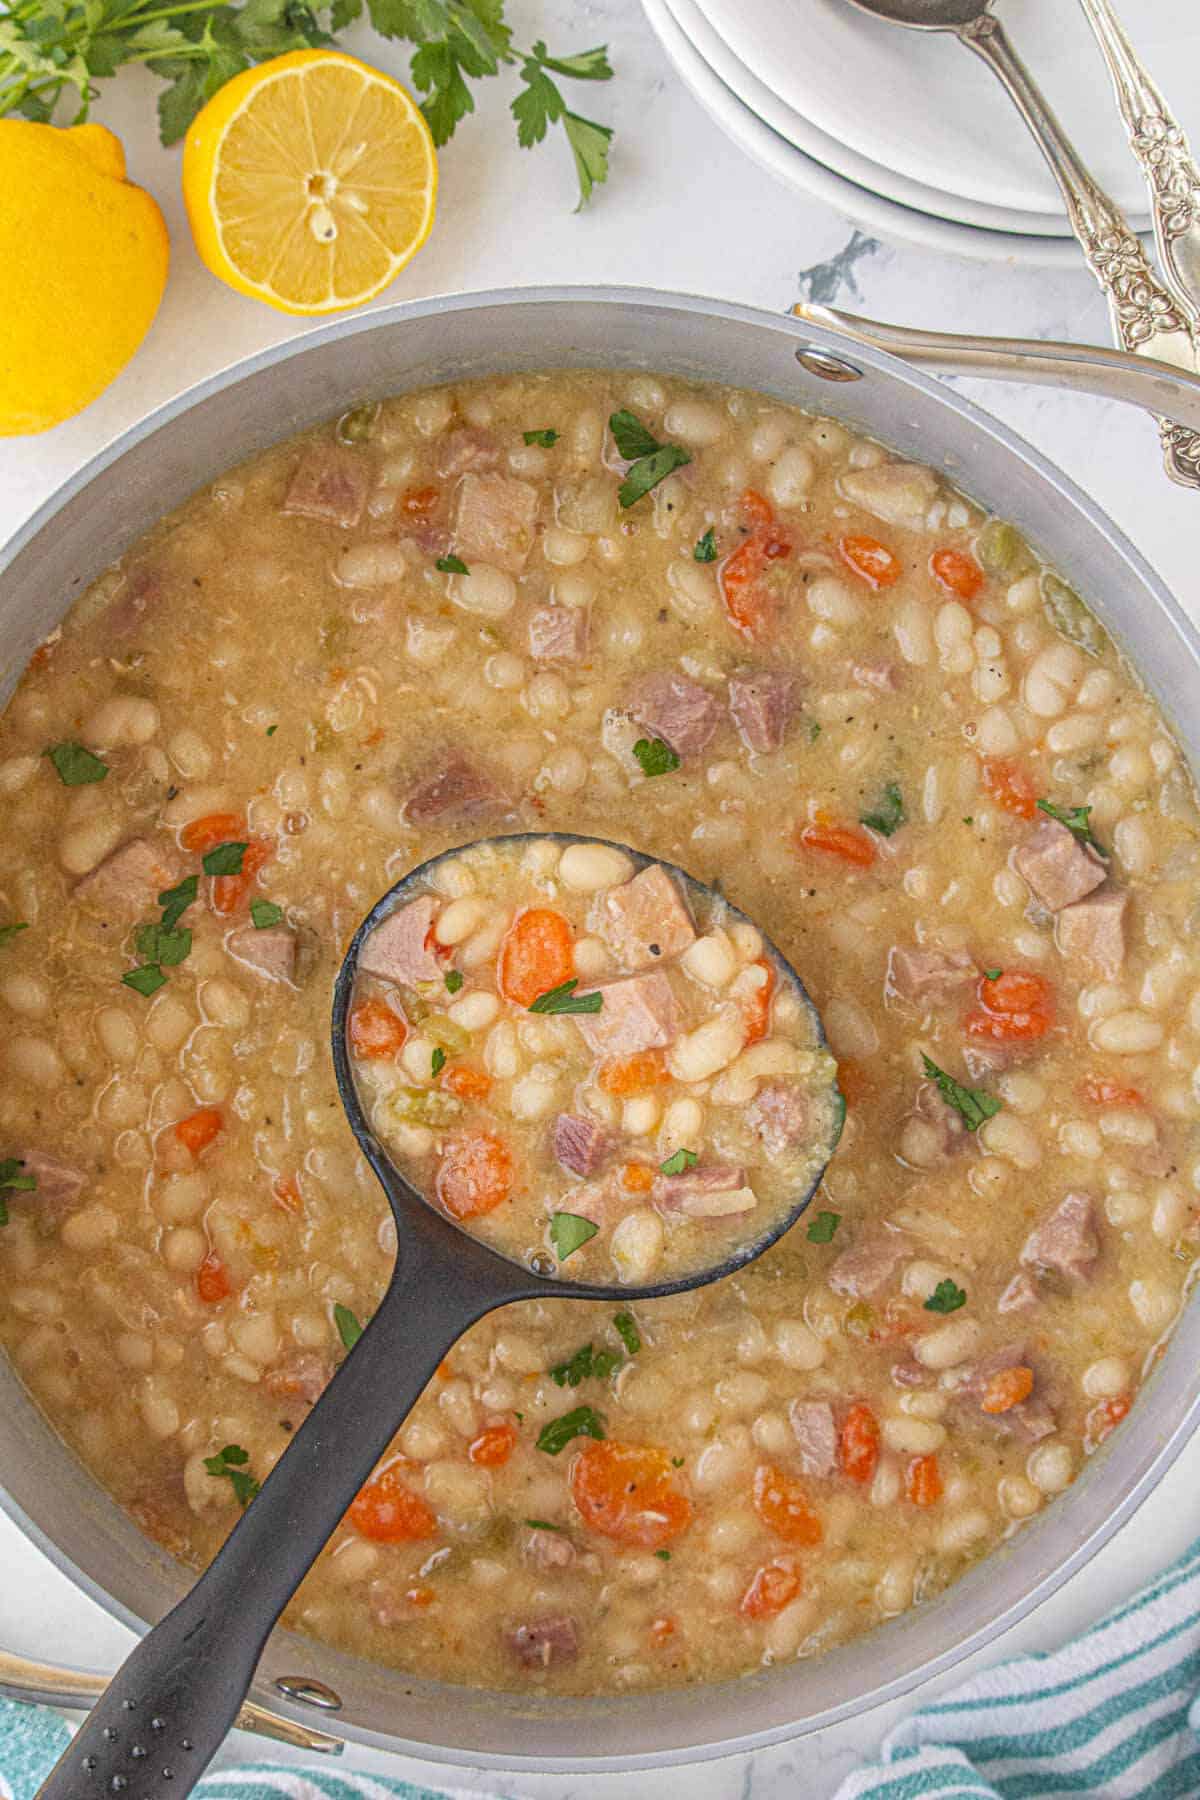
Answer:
1, 0, 1197, 1793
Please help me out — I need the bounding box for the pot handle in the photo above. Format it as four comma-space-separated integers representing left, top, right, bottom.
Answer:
792, 304, 1200, 440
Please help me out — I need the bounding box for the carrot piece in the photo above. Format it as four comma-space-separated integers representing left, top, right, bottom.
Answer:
839, 533, 900, 589
401, 485, 440, 519
405, 1585, 436, 1608
349, 997, 408, 1060
436, 1130, 514, 1220
649, 1615, 677, 1647
211, 838, 270, 915
621, 1162, 654, 1193
468, 1422, 517, 1467
442, 1064, 493, 1101
273, 1174, 303, 1214
1088, 1394, 1130, 1445
571, 1441, 692, 1549
174, 1107, 223, 1156
1081, 1077, 1144, 1108
196, 1251, 232, 1305
840, 1402, 880, 1484
598, 1049, 670, 1095
837, 1059, 868, 1108
798, 821, 877, 868
931, 547, 985, 601
741, 959, 775, 1046
349, 1460, 437, 1543
739, 1558, 802, 1620
498, 907, 575, 1007
981, 1366, 1035, 1415
905, 1454, 943, 1508
740, 487, 774, 527
980, 757, 1038, 820
435, 1359, 454, 1381
965, 968, 1054, 1043
751, 1464, 823, 1545
719, 492, 792, 639
181, 812, 245, 854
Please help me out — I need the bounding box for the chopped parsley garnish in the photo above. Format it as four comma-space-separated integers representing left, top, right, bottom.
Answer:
671, 1456, 684, 1468
202, 841, 248, 878
0, 1158, 36, 1228
250, 899, 284, 930
529, 979, 603, 1015
0, 923, 28, 948
266, 724, 278, 737
632, 736, 680, 778
525, 1518, 566, 1532
549, 1211, 599, 1260
659, 1148, 697, 1176
135, 921, 192, 967
608, 410, 692, 508
860, 781, 906, 837
127, 875, 200, 998
693, 528, 717, 563
614, 1310, 641, 1356
46, 741, 107, 786
809, 721, 822, 742
158, 875, 198, 932
536, 1405, 606, 1455
523, 429, 559, 447
654, 1549, 671, 1560
922, 1054, 1002, 1133
551, 1341, 623, 1386
436, 554, 469, 575
122, 964, 167, 998
984, 967, 1002, 981
334, 1303, 363, 1350
204, 1443, 260, 1507
1037, 798, 1105, 853
609, 409, 661, 460
806, 1210, 841, 1244
430, 1046, 446, 1078
925, 1278, 967, 1315
444, 969, 464, 994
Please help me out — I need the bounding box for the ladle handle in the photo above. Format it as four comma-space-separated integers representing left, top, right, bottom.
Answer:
35, 1260, 504, 1800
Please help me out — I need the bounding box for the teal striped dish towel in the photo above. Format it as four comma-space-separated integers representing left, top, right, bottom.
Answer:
836, 1534, 1200, 1799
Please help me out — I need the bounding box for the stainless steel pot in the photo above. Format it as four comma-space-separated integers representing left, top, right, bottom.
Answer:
2, 287, 1199, 1773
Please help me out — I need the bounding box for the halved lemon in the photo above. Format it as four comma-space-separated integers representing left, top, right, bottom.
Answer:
182, 50, 437, 316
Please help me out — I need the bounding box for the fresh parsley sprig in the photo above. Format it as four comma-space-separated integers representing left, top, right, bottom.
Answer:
204, 1442, 260, 1506
921, 1054, 1001, 1133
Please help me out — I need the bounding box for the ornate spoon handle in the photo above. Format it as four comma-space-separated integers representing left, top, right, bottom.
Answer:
958, 12, 1200, 489
1076, 0, 1200, 335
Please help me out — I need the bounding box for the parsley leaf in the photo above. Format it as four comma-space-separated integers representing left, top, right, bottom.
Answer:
122, 964, 167, 998
618, 443, 691, 508
614, 1310, 641, 1355
659, 1148, 697, 1176
0, 1157, 36, 1229
860, 781, 906, 837
528, 979, 602, 1015
806, 1210, 841, 1244
523, 429, 559, 447
250, 899, 284, 929
609, 409, 662, 460
430, 1045, 446, 1078
536, 1404, 605, 1455
693, 527, 717, 563
632, 737, 680, 778
158, 875, 199, 932
984, 967, 1002, 981
46, 742, 107, 786
202, 840, 248, 877
549, 1211, 599, 1260
924, 1278, 967, 1315
1037, 798, 1105, 853
655, 1548, 671, 1560
511, 42, 613, 207
436, 554, 469, 574
204, 1442, 260, 1507
525, 1518, 565, 1532
922, 1054, 1002, 1133
551, 1341, 622, 1385
0, 923, 29, 948
135, 922, 192, 968
444, 969, 464, 994
334, 1302, 363, 1350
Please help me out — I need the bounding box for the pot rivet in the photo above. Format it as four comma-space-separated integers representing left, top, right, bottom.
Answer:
795, 347, 863, 382
274, 1675, 343, 1711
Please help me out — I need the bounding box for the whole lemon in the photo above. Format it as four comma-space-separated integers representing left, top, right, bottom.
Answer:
0, 122, 169, 435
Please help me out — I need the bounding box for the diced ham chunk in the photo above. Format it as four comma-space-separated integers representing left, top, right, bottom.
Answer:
653, 1162, 756, 1218
553, 1113, 611, 1179
1055, 887, 1127, 978
748, 1080, 810, 1157
402, 755, 504, 826
574, 972, 679, 1057
1020, 1191, 1099, 1285
904, 1081, 968, 1167
1013, 818, 1106, 912
886, 944, 977, 1005
16, 1149, 86, 1215
263, 1352, 333, 1405
728, 671, 797, 753
74, 838, 182, 925
227, 924, 298, 986
436, 428, 499, 479
789, 1399, 836, 1477
599, 864, 695, 970
454, 474, 538, 572
523, 1527, 577, 1571
282, 446, 369, 529
851, 660, 901, 693
107, 565, 162, 637
528, 606, 588, 663
358, 896, 441, 987
629, 673, 722, 760
959, 1343, 1056, 1443
828, 1229, 911, 1300
997, 1271, 1039, 1314
504, 1615, 579, 1670
963, 1040, 1037, 1081
892, 1357, 934, 1388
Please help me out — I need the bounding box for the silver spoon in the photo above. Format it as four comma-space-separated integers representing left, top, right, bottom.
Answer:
36, 834, 842, 1800
841, 0, 1200, 490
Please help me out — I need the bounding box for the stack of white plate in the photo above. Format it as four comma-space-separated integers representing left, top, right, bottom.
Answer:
643, 0, 1197, 266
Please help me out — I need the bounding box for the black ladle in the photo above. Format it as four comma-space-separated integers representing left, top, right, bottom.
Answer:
38, 834, 842, 1799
